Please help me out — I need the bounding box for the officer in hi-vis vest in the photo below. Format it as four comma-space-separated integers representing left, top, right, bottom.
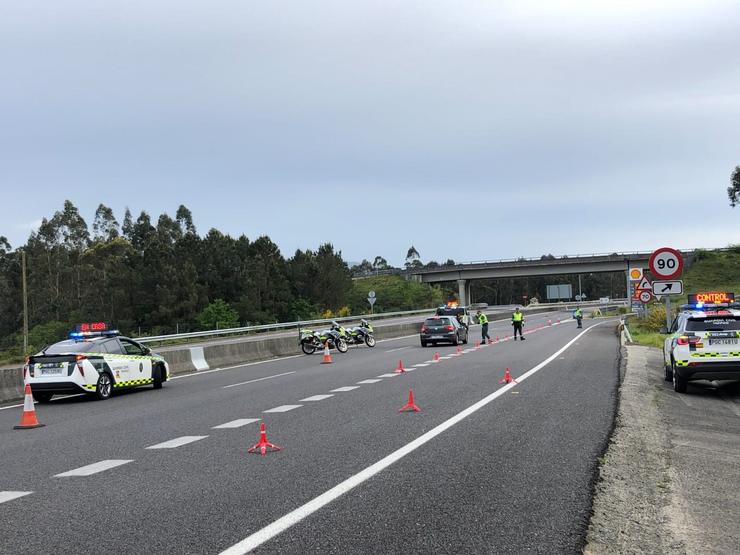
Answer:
477, 310, 490, 343
512, 307, 525, 340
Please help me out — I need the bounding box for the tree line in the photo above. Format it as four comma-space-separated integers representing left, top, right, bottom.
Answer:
0, 200, 420, 357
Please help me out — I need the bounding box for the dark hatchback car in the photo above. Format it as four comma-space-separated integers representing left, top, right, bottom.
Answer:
420, 316, 469, 347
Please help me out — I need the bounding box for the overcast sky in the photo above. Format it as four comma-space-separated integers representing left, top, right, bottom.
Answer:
1, 1, 739, 265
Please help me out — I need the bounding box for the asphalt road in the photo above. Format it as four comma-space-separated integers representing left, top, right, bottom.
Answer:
0, 311, 621, 554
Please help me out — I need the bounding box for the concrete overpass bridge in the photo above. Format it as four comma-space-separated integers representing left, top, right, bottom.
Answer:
410, 250, 695, 306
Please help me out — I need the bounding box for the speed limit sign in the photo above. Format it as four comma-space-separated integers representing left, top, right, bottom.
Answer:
639, 290, 653, 303
649, 247, 683, 280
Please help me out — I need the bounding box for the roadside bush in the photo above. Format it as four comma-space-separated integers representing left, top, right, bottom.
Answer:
642, 305, 667, 332
197, 299, 240, 330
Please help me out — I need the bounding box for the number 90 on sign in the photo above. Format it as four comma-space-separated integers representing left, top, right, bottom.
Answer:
649, 247, 683, 280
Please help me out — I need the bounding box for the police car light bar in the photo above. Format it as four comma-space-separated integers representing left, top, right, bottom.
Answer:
69, 322, 119, 339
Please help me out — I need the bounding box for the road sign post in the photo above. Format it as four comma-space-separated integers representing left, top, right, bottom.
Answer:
367, 290, 376, 314
649, 248, 684, 331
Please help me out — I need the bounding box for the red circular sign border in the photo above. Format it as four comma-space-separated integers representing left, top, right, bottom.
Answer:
649, 247, 684, 280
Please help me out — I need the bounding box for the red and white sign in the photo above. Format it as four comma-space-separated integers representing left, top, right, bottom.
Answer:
649, 247, 684, 280
638, 290, 653, 303
636, 277, 652, 292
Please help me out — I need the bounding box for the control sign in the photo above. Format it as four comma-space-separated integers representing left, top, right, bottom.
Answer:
649, 247, 684, 280
687, 292, 734, 304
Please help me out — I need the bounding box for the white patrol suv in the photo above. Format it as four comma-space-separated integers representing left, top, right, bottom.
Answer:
25, 325, 169, 402
663, 298, 740, 393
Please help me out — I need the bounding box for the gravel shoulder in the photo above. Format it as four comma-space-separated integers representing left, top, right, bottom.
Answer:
585, 343, 740, 554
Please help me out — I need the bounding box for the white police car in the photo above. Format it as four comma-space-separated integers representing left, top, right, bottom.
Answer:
663, 293, 740, 393
25, 323, 169, 402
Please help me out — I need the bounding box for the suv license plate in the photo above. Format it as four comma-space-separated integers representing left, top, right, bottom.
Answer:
40, 367, 63, 376
708, 338, 738, 345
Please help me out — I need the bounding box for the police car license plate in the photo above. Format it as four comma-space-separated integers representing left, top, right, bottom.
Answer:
708, 338, 738, 345
40, 366, 64, 375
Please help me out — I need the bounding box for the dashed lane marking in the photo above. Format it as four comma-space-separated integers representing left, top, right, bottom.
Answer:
219, 323, 603, 555
415, 363, 430, 367
263, 405, 303, 413
377, 373, 401, 378
223, 371, 296, 389
146, 436, 208, 449
0, 491, 33, 504
55, 459, 134, 477
213, 419, 260, 429
385, 346, 410, 353
356, 379, 382, 384
331, 386, 360, 392
300, 395, 334, 402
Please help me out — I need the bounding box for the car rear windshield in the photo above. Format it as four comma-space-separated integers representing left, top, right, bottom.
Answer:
425, 318, 451, 326
686, 317, 740, 331
43, 340, 99, 354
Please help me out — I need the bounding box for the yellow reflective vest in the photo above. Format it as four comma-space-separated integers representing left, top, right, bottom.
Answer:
512, 311, 523, 323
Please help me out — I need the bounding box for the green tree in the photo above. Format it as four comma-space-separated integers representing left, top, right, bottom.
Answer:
92, 204, 119, 242
197, 299, 239, 330
729, 165, 740, 208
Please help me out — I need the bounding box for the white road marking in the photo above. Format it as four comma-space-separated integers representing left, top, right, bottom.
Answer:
170, 355, 304, 381
377, 373, 400, 378
55, 459, 134, 477
330, 386, 360, 392
0, 491, 33, 504
415, 363, 430, 367
384, 346, 410, 353
263, 405, 303, 413
223, 371, 296, 389
439, 356, 452, 360
146, 436, 208, 449
0, 393, 85, 411
300, 394, 334, 402
213, 419, 260, 429
219, 323, 602, 555
356, 379, 382, 384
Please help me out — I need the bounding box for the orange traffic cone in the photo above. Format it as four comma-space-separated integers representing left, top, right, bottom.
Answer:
399, 389, 421, 412
548, 319, 552, 326
14, 384, 44, 430
456, 346, 462, 354
394, 360, 406, 374
247, 422, 282, 456
499, 368, 518, 385
433, 353, 440, 362
320, 343, 333, 364
496, 336, 500, 343
475, 341, 480, 349
488, 338, 493, 345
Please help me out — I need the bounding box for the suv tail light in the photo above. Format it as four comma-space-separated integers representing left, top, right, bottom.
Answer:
420, 325, 428, 333
677, 336, 701, 346
75, 355, 87, 376
446, 325, 454, 331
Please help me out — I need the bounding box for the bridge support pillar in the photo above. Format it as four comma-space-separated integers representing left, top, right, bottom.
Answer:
457, 279, 470, 306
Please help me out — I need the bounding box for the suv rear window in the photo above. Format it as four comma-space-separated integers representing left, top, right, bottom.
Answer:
43, 340, 99, 354
686, 317, 740, 331
425, 318, 451, 326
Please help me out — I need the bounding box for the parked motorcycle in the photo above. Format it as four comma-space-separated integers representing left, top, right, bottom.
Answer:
300, 326, 348, 355
344, 319, 376, 347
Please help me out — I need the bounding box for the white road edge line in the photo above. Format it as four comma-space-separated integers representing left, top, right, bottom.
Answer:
146, 436, 208, 449
55, 459, 134, 477
219, 323, 602, 555
222, 371, 296, 389
0, 491, 33, 504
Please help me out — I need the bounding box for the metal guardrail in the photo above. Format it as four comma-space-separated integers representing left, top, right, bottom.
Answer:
134, 300, 626, 344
